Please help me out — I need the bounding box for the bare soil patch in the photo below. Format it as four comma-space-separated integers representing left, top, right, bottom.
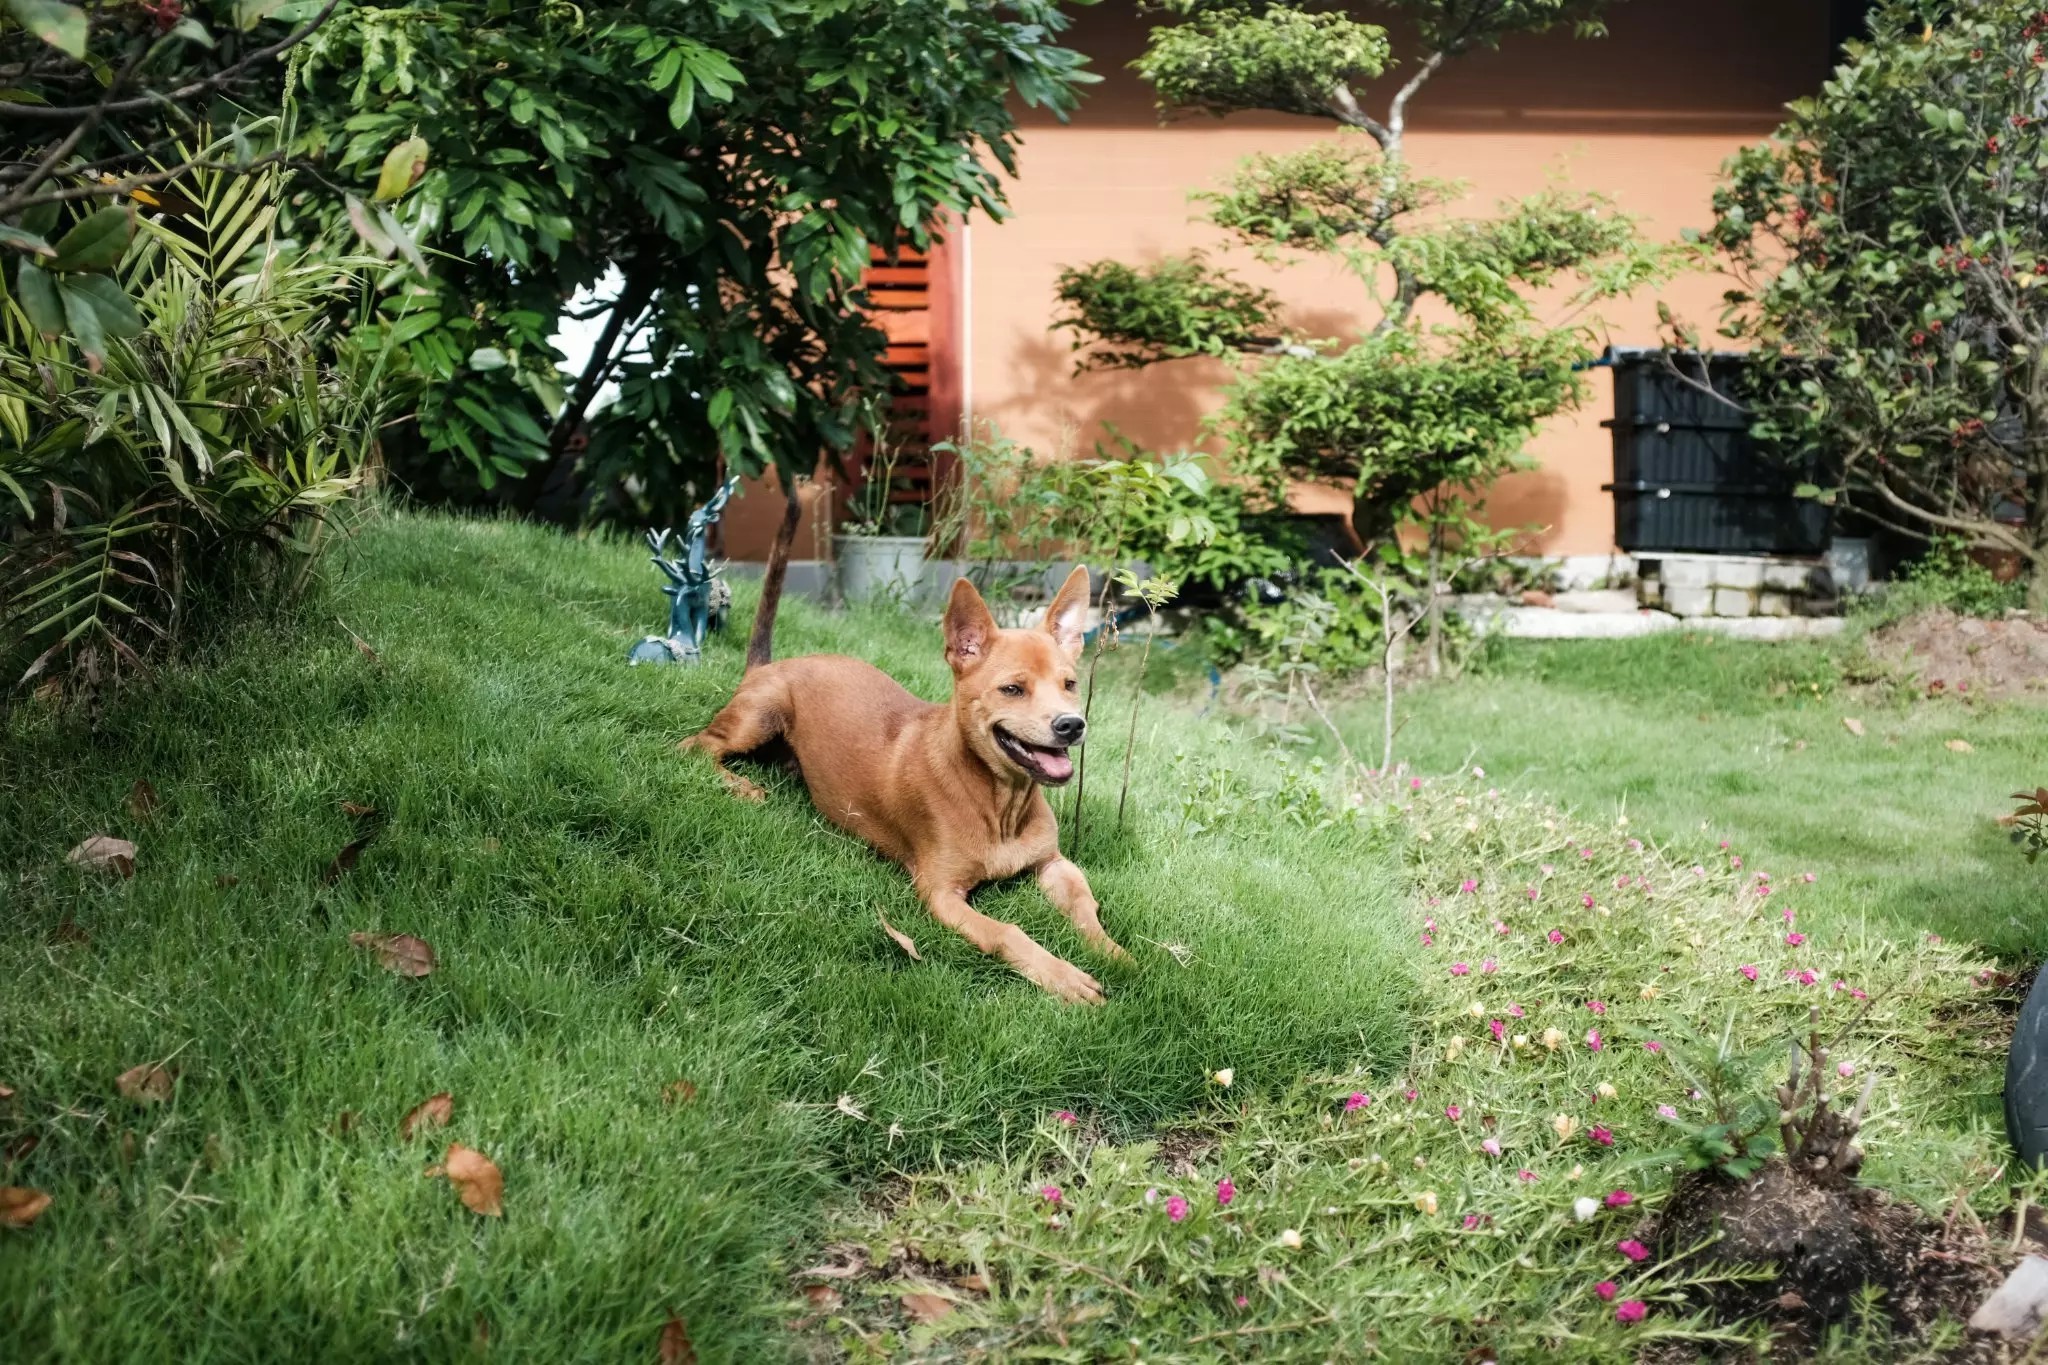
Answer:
1866, 610, 2048, 701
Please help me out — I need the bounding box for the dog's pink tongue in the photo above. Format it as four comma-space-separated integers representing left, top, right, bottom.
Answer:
1037, 749, 1074, 782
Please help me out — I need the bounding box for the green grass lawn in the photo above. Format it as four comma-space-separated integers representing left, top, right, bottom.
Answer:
1388, 630, 2048, 961
0, 512, 1412, 1362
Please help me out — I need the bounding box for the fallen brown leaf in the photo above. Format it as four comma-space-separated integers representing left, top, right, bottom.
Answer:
658, 1315, 695, 1365
797, 1245, 871, 1280
115, 1063, 174, 1104
1945, 739, 1975, 753
401, 1092, 454, 1140
125, 780, 159, 820
117, 1131, 136, 1164
0, 1187, 51, 1229
0, 1084, 13, 1100
340, 618, 381, 665
324, 832, 377, 884
900, 1292, 954, 1324
1777, 1290, 1808, 1311
952, 1273, 991, 1295
340, 800, 378, 819
51, 918, 88, 946
67, 834, 136, 878
31, 679, 60, 705
350, 932, 437, 978
1841, 717, 1866, 737
1519, 589, 1556, 608
663, 1080, 698, 1107
879, 911, 921, 961
801, 1284, 843, 1311
425, 1142, 503, 1216
213, 874, 239, 889
333, 1111, 357, 1135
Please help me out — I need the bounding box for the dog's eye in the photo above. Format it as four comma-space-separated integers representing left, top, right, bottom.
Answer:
1063, 679, 1078, 692
1000, 683, 1026, 697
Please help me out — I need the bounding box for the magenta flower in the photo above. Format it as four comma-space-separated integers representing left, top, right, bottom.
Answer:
1166, 1194, 1189, 1222
1450, 962, 1471, 977
1616, 1300, 1647, 1324
1627, 838, 1643, 852
1594, 1280, 1618, 1302
1508, 1003, 1525, 1018
1480, 958, 1498, 974
1605, 1189, 1634, 1208
1585, 1000, 1608, 1016
1463, 1213, 1483, 1230
1739, 964, 1759, 981
1054, 1109, 1077, 1127
1345, 1091, 1371, 1112
1581, 894, 1595, 909
1234, 1294, 1249, 1308
1580, 848, 1594, 860
1643, 1040, 1662, 1054
1548, 929, 1565, 945
1786, 932, 1807, 947
1421, 934, 1434, 948
1837, 1061, 1855, 1079
1591, 1125, 1615, 1147
1525, 887, 1539, 900
1517, 1168, 1537, 1182
1409, 777, 1423, 790
1585, 1029, 1604, 1052
1481, 1138, 1502, 1157
1495, 919, 1512, 934
1216, 1178, 1235, 1207
1489, 1018, 1505, 1041
1782, 907, 1797, 922
1794, 969, 1819, 986
1719, 841, 1730, 849
1460, 879, 1478, 894
1730, 855, 1743, 870
1849, 987, 1868, 1000
1657, 1104, 1678, 1119
1423, 919, 1436, 932
1040, 1185, 1063, 1205
1445, 1104, 1464, 1122
1616, 1239, 1650, 1262
1404, 1088, 1419, 1103
1691, 864, 1706, 876
1802, 872, 1816, 883
1756, 884, 1774, 897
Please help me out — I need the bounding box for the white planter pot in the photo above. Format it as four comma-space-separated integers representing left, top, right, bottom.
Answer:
834, 534, 928, 603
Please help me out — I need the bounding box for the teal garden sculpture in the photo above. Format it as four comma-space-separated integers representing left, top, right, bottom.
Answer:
628, 476, 742, 666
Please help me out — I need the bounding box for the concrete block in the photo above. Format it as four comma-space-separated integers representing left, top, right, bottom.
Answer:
1553, 589, 1641, 614
1762, 562, 1817, 592
1757, 592, 1792, 617
1712, 587, 1755, 617
1713, 559, 1765, 590
1691, 616, 1846, 641
1665, 585, 1712, 616
1661, 558, 1715, 590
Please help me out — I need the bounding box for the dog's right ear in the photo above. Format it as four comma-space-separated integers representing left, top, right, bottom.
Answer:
942, 577, 997, 674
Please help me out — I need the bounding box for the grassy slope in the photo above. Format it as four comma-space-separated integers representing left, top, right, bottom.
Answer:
1386, 631, 2048, 959
0, 512, 1411, 1362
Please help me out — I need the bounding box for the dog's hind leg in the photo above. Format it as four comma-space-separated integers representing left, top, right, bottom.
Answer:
679, 683, 786, 803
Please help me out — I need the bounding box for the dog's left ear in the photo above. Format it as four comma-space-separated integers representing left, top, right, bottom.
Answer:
1043, 565, 1090, 659
943, 577, 998, 674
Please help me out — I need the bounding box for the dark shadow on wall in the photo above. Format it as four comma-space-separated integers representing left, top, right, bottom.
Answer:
1025, 0, 1837, 137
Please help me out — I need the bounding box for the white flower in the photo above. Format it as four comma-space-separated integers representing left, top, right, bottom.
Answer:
1278, 1228, 1303, 1249
1573, 1196, 1600, 1223
1595, 1082, 1618, 1100
1212, 1068, 1234, 1088
1512, 1034, 1529, 1049
1467, 1001, 1486, 1017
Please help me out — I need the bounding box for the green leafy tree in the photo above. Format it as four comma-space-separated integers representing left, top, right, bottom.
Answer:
1055, 0, 1679, 664
295, 0, 1095, 660
1704, 0, 2048, 609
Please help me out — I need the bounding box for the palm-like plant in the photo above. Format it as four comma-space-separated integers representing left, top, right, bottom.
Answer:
2, 154, 385, 693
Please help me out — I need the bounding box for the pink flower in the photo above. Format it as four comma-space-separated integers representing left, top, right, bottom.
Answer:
1801, 872, 1816, 883
1508, 1003, 1525, 1018
1627, 838, 1643, 852
1166, 1195, 1189, 1222
1481, 1138, 1502, 1157
1616, 1300, 1647, 1324
1581, 894, 1595, 909
1691, 865, 1706, 877
1643, 1040, 1662, 1054
1234, 1294, 1249, 1308
1718, 841, 1729, 850
1216, 1178, 1235, 1207
1849, 987, 1868, 1000
1615, 876, 1632, 890
1541, 864, 1555, 876
1517, 1168, 1537, 1182
1445, 1104, 1464, 1122
1795, 969, 1818, 986
1831, 979, 1848, 992
1594, 1280, 1618, 1302
1144, 1187, 1159, 1204
1756, 884, 1774, 897
1480, 958, 1498, 974
1489, 1018, 1505, 1041
1495, 919, 1512, 934
1730, 855, 1743, 870
1040, 1185, 1063, 1204
1460, 879, 1478, 894
1424, 919, 1436, 932
1525, 888, 1539, 900
1591, 1125, 1615, 1146
1657, 1104, 1678, 1119
1585, 1030, 1604, 1052
1605, 1189, 1634, 1208
1450, 962, 1471, 977
1548, 929, 1565, 945
1054, 1110, 1077, 1127
1345, 1091, 1371, 1112
1585, 1000, 1607, 1016
1404, 1088, 1419, 1103
1410, 777, 1422, 790
1462, 1213, 1483, 1230
1580, 849, 1594, 860
1617, 1239, 1649, 1262
1739, 964, 1759, 981
1782, 908, 1797, 922
1421, 934, 1434, 948
1786, 932, 1806, 947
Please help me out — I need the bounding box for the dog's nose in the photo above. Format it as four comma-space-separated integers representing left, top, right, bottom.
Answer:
1051, 713, 1086, 744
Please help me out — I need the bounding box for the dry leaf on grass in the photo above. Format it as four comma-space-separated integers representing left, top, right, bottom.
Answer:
324, 833, 378, 884
67, 835, 136, 878
1946, 738, 1975, 753
952, 1273, 991, 1295
658, 1315, 695, 1365
663, 1080, 698, 1106
401, 1092, 453, 1140
900, 1292, 955, 1324
878, 912, 921, 961
332, 1111, 357, 1135
125, 780, 159, 819
349, 932, 437, 977
0, 1187, 51, 1229
340, 800, 377, 819
0, 1084, 14, 1100
115, 1063, 174, 1104
339, 619, 381, 666
1842, 717, 1866, 736
797, 1245, 871, 1280
424, 1142, 503, 1216
213, 874, 239, 889
801, 1284, 843, 1311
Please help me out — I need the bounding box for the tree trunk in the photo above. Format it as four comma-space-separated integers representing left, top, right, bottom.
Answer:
746, 481, 804, 671
512, 267, 658, 517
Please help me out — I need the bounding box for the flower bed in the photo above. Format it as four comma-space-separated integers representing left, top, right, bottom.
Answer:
806, 774, 2023, 1360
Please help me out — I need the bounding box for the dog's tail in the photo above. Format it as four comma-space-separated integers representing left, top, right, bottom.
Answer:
743, 485, 804, 670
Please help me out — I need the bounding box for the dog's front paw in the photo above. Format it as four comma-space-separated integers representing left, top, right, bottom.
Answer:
1028, 954, 1105, 1006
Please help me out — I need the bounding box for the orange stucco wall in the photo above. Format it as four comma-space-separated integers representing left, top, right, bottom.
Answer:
963, 1, 1838, 557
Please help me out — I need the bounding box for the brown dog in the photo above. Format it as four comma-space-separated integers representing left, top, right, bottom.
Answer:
680, 566, 1121, 1003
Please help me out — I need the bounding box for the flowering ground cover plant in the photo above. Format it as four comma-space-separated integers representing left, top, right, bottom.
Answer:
811, 776, 2028, 1360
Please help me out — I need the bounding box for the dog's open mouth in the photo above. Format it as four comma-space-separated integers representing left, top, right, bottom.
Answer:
993, 725, 1075, 784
